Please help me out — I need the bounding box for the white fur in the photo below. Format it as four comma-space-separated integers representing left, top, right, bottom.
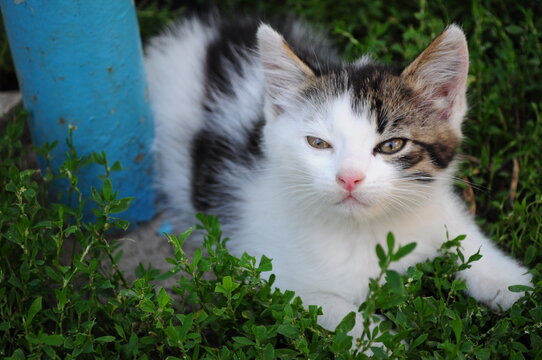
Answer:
146, 18, 532, 344
145, 19, 217, 229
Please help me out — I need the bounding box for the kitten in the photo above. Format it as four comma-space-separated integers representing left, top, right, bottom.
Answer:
145, 16, 532, 340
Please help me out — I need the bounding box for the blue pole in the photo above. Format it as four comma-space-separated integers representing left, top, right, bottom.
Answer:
0, 0, 155, 223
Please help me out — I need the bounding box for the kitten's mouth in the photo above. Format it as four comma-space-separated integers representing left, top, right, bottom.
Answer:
338, 193, 369, 207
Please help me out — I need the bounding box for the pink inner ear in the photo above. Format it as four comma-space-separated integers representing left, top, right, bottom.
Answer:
431, 82, 458, 121
428, 59, 468, 121
435, 85, 451, 99
423, 73, 465, 121
432, 58, 468, 100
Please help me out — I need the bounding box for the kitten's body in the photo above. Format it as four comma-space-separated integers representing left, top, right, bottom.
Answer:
145, 16, 531, 336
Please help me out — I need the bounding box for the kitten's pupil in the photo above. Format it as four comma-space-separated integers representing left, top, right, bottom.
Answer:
307, 136, 332, 149
377, 138, 406, 154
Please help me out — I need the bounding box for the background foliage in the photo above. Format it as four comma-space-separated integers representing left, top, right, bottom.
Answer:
1, 0, 541, 358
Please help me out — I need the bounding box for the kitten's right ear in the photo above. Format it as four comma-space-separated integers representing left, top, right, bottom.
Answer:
401, 25, 469, 128
257, 24, 315, 116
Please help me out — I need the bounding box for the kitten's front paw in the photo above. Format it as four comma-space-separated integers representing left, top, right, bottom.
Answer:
487, 272, 532, 311
467, 268, 532, 311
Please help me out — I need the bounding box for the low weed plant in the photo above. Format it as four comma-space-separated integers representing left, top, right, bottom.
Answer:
0, 109, 541, 359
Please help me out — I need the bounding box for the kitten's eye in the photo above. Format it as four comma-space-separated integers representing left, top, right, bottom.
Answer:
307, 136, 332, 149
376, 138, 406, 155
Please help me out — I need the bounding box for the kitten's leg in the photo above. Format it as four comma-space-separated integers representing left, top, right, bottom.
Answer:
455, 224, 532, 311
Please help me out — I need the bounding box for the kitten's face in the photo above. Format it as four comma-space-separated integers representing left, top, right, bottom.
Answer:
265, 87, 459, 220
258, 24, 468, 221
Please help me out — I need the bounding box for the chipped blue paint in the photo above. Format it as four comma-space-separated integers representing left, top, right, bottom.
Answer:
157, 221, 174, 236
0, 0, 155, 223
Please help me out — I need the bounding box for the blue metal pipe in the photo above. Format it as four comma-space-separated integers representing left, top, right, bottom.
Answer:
0, 0, 155, 223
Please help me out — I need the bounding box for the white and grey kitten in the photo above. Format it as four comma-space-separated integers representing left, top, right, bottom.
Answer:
145, 16, 532, 338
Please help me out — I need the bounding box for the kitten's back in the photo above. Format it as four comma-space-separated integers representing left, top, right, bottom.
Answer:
145, 17, 217, 229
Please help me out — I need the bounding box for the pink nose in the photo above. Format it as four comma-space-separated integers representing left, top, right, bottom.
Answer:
336, 172, 365, 191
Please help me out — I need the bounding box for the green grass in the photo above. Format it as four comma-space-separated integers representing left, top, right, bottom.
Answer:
1, 0, 541, 358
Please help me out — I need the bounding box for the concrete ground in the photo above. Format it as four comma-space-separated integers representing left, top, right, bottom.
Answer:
0, 91, 21, 113
116, 212, 175, 282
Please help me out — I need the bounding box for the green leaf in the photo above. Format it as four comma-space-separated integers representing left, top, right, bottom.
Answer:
102, 178, 113, 201
386, 232, 395, 254
45, 266, 62, 283
393, 242, 417, 261
331, 332, 353, 352
33, 221, 52, 229
450, 279, 467, 292
473, 348, 491, 359
25, 296, 42, 326
410, 333, 428, 349
379, 295, 405, 309
376, 244, 386, 264
5, 348, 25, 360
508, 285, 533, 293
450, 315, 462, 343
65, 225, 79, 236
214, 284, 226, 295
91, 151, 106, 165
109, 197, 134, 214
179, 313, 194, 340
385, 270, 403, 294
91, 186, 103, 203
157, 287, 171, 308
252, 325, 267, 343
139, 299, 156, 313
232, 336, 255, 346
42, 334, 64, 347
453, 234, 467, 242
111, 160, 123, 171
219, 276, 239, 294
467, 252, 483, 264
506, 25, 523, 34
262, 343, 275, 360
529, 306, 542, 322
283, 304, 293, 318
191, 248, 202, 271
126, 333, 139, 356
95, 336, 116, 343
212, 307, 226, 316
512, 341, 528, 352
257, 255, 273, 272
335, 311, 356, 333
277, 324, 299, 339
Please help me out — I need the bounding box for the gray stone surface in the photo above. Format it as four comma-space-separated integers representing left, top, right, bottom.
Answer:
116, 213, 175, 282
0, 91, 21, 116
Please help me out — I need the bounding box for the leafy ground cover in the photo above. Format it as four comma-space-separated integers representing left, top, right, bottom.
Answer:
1, 0, 541, 358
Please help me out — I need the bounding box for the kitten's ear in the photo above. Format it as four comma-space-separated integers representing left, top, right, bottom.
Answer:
257, 24, 315, 116
401, 25, 469, 126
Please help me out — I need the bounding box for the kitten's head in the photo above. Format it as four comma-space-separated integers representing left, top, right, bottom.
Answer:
257, 24, 468, 221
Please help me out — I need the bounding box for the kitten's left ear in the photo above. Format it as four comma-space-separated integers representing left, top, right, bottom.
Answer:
401, 25, 469, 128
257, 24, 316, 116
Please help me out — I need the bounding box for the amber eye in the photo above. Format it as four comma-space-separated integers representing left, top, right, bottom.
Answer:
307, 136, 332, 149
376, 138, 406, 154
